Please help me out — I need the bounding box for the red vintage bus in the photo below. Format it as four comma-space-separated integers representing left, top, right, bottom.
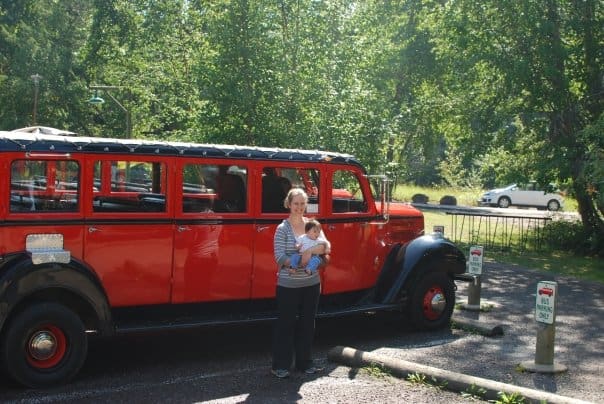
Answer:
0, 127, 467, 387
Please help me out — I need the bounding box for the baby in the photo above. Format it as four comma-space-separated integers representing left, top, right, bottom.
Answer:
289, 219, 329, 274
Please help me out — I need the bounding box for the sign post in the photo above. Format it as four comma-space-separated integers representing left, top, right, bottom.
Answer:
464, 246, 483, 310
520, 281, 567, 373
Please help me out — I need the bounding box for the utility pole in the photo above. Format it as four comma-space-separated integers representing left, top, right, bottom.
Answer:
30, 74, 42, 125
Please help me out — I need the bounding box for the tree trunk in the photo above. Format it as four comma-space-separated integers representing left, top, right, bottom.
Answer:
573, 184, 604, 255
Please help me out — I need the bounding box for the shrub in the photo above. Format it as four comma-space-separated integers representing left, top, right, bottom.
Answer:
439, 195, 457, 206
412, 193, 429, 204
543, 220, 588, 252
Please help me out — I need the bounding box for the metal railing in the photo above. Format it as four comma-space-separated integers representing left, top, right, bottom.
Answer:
447, 211, 552, 251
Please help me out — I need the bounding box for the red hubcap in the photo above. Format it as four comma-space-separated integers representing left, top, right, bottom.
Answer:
26, 324, 67, 369
422, 285, 446, 320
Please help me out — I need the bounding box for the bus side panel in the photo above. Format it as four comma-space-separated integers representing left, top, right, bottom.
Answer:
0, 224, 84, 263
83, 222, 173, 307
250, 221, 280, 299
172, 221, 254, 303
320, 218, 383, 294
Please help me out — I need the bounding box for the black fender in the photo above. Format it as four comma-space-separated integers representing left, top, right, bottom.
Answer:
374, 233, 466, 304
0, 253, 113, 336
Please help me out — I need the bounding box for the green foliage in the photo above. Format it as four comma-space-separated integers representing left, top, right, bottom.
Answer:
406, 372, 427, 384
406, 372, 447, 389
0, 0, 92, 131
578, 113, 604, 220
461, 384, 486, 400
362, 362, 392, 379
495, 391, 526, 404
424, 0, 603, 251
82, 0, 206, 139
0, 0, 602, 246
543, 220, 590, 252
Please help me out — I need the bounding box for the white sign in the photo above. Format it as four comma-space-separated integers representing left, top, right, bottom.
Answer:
468, 245, 483, 275
535, 281, 557, 324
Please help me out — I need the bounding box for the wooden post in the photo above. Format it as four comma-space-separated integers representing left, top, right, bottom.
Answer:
520, 281, 567, 373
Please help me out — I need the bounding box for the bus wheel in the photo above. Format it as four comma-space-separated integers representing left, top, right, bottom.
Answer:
2, 302, 88, 388
408, 272, 455, 331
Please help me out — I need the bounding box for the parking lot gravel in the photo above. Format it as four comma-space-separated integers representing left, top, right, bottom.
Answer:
338, 261, 604, 404
261, 260, 604, 403
1, 261, 602, 403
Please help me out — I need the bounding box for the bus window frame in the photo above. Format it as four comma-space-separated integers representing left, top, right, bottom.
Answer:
85, 155, 173, 218
7, 155, 84, 220
175, 158, 250, 218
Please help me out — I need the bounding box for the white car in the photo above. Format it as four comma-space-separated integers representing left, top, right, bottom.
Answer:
478, 183, 563, 211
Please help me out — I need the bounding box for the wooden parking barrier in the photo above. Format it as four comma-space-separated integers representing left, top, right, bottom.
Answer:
329, 346, 585, 404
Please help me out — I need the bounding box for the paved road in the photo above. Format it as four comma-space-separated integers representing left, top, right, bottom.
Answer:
413, 201, 579, 221
1, 262, 602, 403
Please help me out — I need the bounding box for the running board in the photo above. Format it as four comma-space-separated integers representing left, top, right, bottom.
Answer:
113, 303, 402, 335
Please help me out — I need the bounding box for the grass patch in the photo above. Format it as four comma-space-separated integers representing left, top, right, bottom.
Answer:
392, 184, 482, 207
362, 362, 393, 379
450, 320, 481, 335
461, 384, 487, 400
406, 372, 447, 389
406, 371, 428, 384
486, 250, 604, 284
495, 391, 527, 403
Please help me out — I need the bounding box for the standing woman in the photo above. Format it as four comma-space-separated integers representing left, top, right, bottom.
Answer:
271, 188, 330, 378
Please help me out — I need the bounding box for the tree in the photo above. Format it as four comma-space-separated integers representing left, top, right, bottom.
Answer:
0, 0, 92, 131
1, 0, 602, 256
81, 0, 207, 139
427, 0, 603, 254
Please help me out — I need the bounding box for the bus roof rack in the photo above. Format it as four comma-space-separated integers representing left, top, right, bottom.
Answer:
0, 127, 362, 167
11, 126, 77, 136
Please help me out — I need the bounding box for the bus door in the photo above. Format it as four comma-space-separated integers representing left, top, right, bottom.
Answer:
83, 159, 173, 307
172, 162, 254, 303
250, 166, 315, 299
321, 168, 377, 294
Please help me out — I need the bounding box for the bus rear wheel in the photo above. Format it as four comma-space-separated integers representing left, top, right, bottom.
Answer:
2, 302, 88, 388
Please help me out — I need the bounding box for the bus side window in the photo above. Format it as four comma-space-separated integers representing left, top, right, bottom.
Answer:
182, 164, 215, 213
181, 164, 247, 213
92, 160, 167, 213
262, 167, 291, 213
283, 168, 320, 213
332, 170, 368, 213
214, 165, 247, 213
10, 160, 79, 213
